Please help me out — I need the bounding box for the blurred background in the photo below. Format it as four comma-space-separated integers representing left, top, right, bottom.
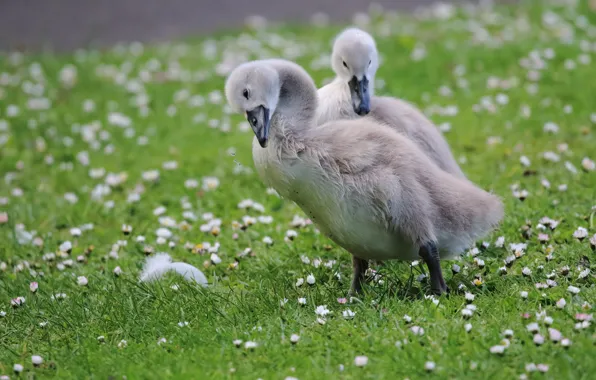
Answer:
0, 0, 493, 51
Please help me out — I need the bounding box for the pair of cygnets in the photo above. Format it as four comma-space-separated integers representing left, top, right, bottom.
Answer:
225, 28, 504, 295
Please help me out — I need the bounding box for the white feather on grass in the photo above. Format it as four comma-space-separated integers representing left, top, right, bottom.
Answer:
140, 253, 208, 286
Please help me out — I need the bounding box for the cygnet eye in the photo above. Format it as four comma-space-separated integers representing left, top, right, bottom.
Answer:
368, 60, 372, 66
342, 61, 349, 69
242, 89, 250, 99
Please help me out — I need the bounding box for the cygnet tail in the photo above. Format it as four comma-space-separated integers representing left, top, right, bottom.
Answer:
461, 187, 505, 244
482, 193, 505, 232
140, 253, 208, 286
437, 174, 505, 255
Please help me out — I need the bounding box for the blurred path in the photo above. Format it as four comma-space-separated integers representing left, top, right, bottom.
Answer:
0, 0, 484, 52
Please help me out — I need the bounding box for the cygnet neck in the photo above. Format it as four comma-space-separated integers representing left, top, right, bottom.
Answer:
268, 60, 318, 136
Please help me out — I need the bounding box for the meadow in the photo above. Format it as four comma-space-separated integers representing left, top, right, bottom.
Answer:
1, 1, 595, 379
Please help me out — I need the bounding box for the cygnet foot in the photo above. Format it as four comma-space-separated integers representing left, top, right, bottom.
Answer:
419, 242, 448, 295
349, 256, 369, 295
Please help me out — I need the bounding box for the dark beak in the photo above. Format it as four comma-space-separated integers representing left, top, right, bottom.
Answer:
348, 76, 370, 116
246, 106, 270, 148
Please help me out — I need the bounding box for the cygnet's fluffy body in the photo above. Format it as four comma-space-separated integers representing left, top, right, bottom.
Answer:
225, 59, 504, 294
254, 120, 500, 261
316, 27, 466, 179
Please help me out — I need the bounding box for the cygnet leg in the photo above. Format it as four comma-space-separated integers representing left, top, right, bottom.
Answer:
419, 242, 449, 295
349, 256, 369, 295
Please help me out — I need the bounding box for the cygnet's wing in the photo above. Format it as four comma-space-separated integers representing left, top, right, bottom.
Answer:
310, 119, 503, 250
370, 96, 466, 179
310, 120, 439, 245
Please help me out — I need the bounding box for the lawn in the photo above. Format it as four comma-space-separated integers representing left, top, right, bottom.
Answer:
1, 1, 596, 379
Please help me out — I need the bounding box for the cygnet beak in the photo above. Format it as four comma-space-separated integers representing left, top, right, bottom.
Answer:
246, 105, 270, 148
349, 76, 370, 116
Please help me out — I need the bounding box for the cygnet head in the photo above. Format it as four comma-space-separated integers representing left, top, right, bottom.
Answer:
331, 27, 379, 116
225, 61, 280, 148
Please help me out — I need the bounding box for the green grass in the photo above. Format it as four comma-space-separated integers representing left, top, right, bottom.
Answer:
1, 1, 596, 379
